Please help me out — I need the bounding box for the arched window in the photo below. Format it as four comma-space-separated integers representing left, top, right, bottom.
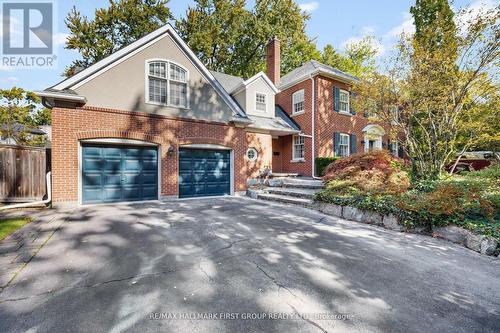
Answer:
146, 60, 188, 108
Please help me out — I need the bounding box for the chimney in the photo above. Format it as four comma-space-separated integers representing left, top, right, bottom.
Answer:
266, 37, 281, 85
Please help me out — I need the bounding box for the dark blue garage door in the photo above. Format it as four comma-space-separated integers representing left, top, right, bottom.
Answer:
179, 148, 231, 198
82, 145, 158, 204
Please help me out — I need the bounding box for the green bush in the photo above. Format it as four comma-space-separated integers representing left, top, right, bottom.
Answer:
315, 157, 339, 176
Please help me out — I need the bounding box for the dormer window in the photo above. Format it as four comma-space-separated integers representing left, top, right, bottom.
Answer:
256, 92, 267, 112
146, 60, 188, 108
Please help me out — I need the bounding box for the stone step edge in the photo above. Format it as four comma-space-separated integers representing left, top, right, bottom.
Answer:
257, 193, 313, 206
266, 188, 317, 199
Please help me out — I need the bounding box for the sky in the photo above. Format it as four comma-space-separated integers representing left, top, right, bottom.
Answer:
0, 0, 497, 91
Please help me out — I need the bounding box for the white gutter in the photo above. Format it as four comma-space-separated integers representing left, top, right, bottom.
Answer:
35, 91, 87, 103
0, 172, 52, 211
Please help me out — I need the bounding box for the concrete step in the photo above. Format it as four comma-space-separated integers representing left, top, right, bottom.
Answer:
266, 187, 319, 199
257, 193, 314, 206
282, 178, 324, 190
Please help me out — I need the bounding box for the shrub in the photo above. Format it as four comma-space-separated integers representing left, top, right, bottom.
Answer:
315, 157, 339, 176
323, 150, 410, 195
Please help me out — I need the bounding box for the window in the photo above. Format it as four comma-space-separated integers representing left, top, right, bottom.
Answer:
339, 89, 350, 113
292, 89, 305, 114
292, 135, 305, 160
339, 133, 350, 157
147, 60, 188, 108
246, 148, 258, 161
256, 93, 267, 112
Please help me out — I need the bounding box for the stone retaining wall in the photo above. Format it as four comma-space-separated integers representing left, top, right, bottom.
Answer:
316, 202, 499, 257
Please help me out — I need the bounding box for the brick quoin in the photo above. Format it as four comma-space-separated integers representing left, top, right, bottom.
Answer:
51, 106, 250, 203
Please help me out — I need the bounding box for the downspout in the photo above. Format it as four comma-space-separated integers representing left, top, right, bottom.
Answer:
0, 172, 52, 211
310, 75, 321, 180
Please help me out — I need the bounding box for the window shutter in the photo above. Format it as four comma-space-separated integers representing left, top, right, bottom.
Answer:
334, 87, 340, 112
333, 132, 340, 156
350, 92, 356, 115
350, 134, 357, 154
388, 142, 394, 153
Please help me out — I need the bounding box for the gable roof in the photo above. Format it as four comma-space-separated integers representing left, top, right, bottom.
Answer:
231, 71, 279, 94
211, 70, 279, 95
45, 24, 247, 119
279, 60, 359, 90
210, 71, 244, 93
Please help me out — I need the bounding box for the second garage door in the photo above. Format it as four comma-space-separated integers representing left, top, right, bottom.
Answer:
179, 148, 231, 198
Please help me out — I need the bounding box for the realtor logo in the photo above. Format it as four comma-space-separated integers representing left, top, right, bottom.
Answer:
1, 1, 56, 68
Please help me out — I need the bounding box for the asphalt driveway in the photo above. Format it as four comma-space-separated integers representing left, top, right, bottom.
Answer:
0, 197, 499, 333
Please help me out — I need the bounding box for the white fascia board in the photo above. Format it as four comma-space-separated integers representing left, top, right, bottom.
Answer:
279, 70, 358, 91
52, 25, 171, 90
35, 91, 87, 102
50, 24, 247, 118
231, 71, 280, 95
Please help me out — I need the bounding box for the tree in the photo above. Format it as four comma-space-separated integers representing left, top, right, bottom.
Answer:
176, 0, 319, 78
353, 2, 499, 179
65, 0, 172, 76
320, 37, 378, 77
0, 87, 45, 146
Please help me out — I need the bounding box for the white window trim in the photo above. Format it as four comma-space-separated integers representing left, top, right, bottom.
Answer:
292, 135, 305, 161
292, 89, 305, 116
246, 147, 258, 161
145, 59, 190, 109
255, 91, 267, 113
339, 133, 350, 157
338, 89, 350, 115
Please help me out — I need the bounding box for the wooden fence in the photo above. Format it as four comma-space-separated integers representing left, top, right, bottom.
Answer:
0, 145, 51, 202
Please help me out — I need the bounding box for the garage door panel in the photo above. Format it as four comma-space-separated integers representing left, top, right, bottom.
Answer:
103, 187, 122, 201
143, 160, 157, 171
83, 158, 104, 171
179, 148, 231, 198
83, 188, 102, 202
104, 159, 121, 172
103, 174, 121, 186
104, 148, 122, 158
82, 145, 158, 204
142, 173, 157, 185
83, 147, 102, 157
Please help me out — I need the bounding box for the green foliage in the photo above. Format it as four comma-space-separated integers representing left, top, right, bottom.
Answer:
315, 157, 339, 176
65, 0, 173, 76
0, 87, 48, 146
176, 0, 320, 78
320, 37, 378, 77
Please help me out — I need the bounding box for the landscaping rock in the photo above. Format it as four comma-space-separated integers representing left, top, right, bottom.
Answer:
480, 238, 498, 256
362, 211, 383, 225
383, 214, 404, 231
318, 203, 343, 217
432, 225, 470, 244
409, 226, 428, 234
465, 234, 484, 253
247, 189, 259, 199
247, 179, 258, 187
343, 206, 364, 222
266, 178, 284, 187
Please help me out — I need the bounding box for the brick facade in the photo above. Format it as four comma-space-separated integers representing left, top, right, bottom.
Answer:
51, 106, 250, 203
275, 75, 391, 177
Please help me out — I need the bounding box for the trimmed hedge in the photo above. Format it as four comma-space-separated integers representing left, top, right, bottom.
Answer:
315, 157, 339, 176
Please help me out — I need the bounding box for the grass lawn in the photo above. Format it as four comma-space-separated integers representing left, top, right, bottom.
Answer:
0, 217, 31, 240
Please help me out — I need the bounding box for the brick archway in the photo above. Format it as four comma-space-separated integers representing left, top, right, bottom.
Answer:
75, 130, 164, 145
